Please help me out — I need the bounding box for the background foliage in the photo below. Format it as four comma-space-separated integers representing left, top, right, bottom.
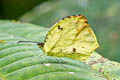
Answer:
0, 0, 120, 62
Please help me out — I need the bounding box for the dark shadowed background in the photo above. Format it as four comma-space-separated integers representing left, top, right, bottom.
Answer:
0, 0, 120, 62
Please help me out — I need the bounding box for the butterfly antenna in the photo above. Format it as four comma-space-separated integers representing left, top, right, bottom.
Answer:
17, 41, 44, 47
17, 41, 39, 44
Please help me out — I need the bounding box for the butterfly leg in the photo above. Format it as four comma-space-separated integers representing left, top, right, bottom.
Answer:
58, 57, 68, 63
54, 57, 68, 69
54, 57, 72, 79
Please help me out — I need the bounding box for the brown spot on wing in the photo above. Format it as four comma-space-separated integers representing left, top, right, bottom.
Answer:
61, 14, 85, 21
58, 25, 61, 29
77, 14, 82, 16
72, 14, 84, 19
79, 15, 84, 19
83, 18, 88, 24
58, 25, 63, 30
61, 28, 63, 30
66, 16, 71, 18
73, 48, 76, 52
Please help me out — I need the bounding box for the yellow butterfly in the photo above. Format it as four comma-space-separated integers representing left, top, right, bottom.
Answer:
19, 14, 99, 61
40, 14, 99, 61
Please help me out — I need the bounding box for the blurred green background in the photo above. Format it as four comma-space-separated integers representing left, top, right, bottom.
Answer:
0, 0, 120, 62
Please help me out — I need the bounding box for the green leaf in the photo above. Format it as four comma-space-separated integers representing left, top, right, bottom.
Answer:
86, 52, 120, 80
0, 22, 107, 80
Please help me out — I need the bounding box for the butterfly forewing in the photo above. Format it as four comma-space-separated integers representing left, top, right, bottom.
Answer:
43, 15, 99, 61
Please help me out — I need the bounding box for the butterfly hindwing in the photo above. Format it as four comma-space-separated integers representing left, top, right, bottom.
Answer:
43, 15, 99, 61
